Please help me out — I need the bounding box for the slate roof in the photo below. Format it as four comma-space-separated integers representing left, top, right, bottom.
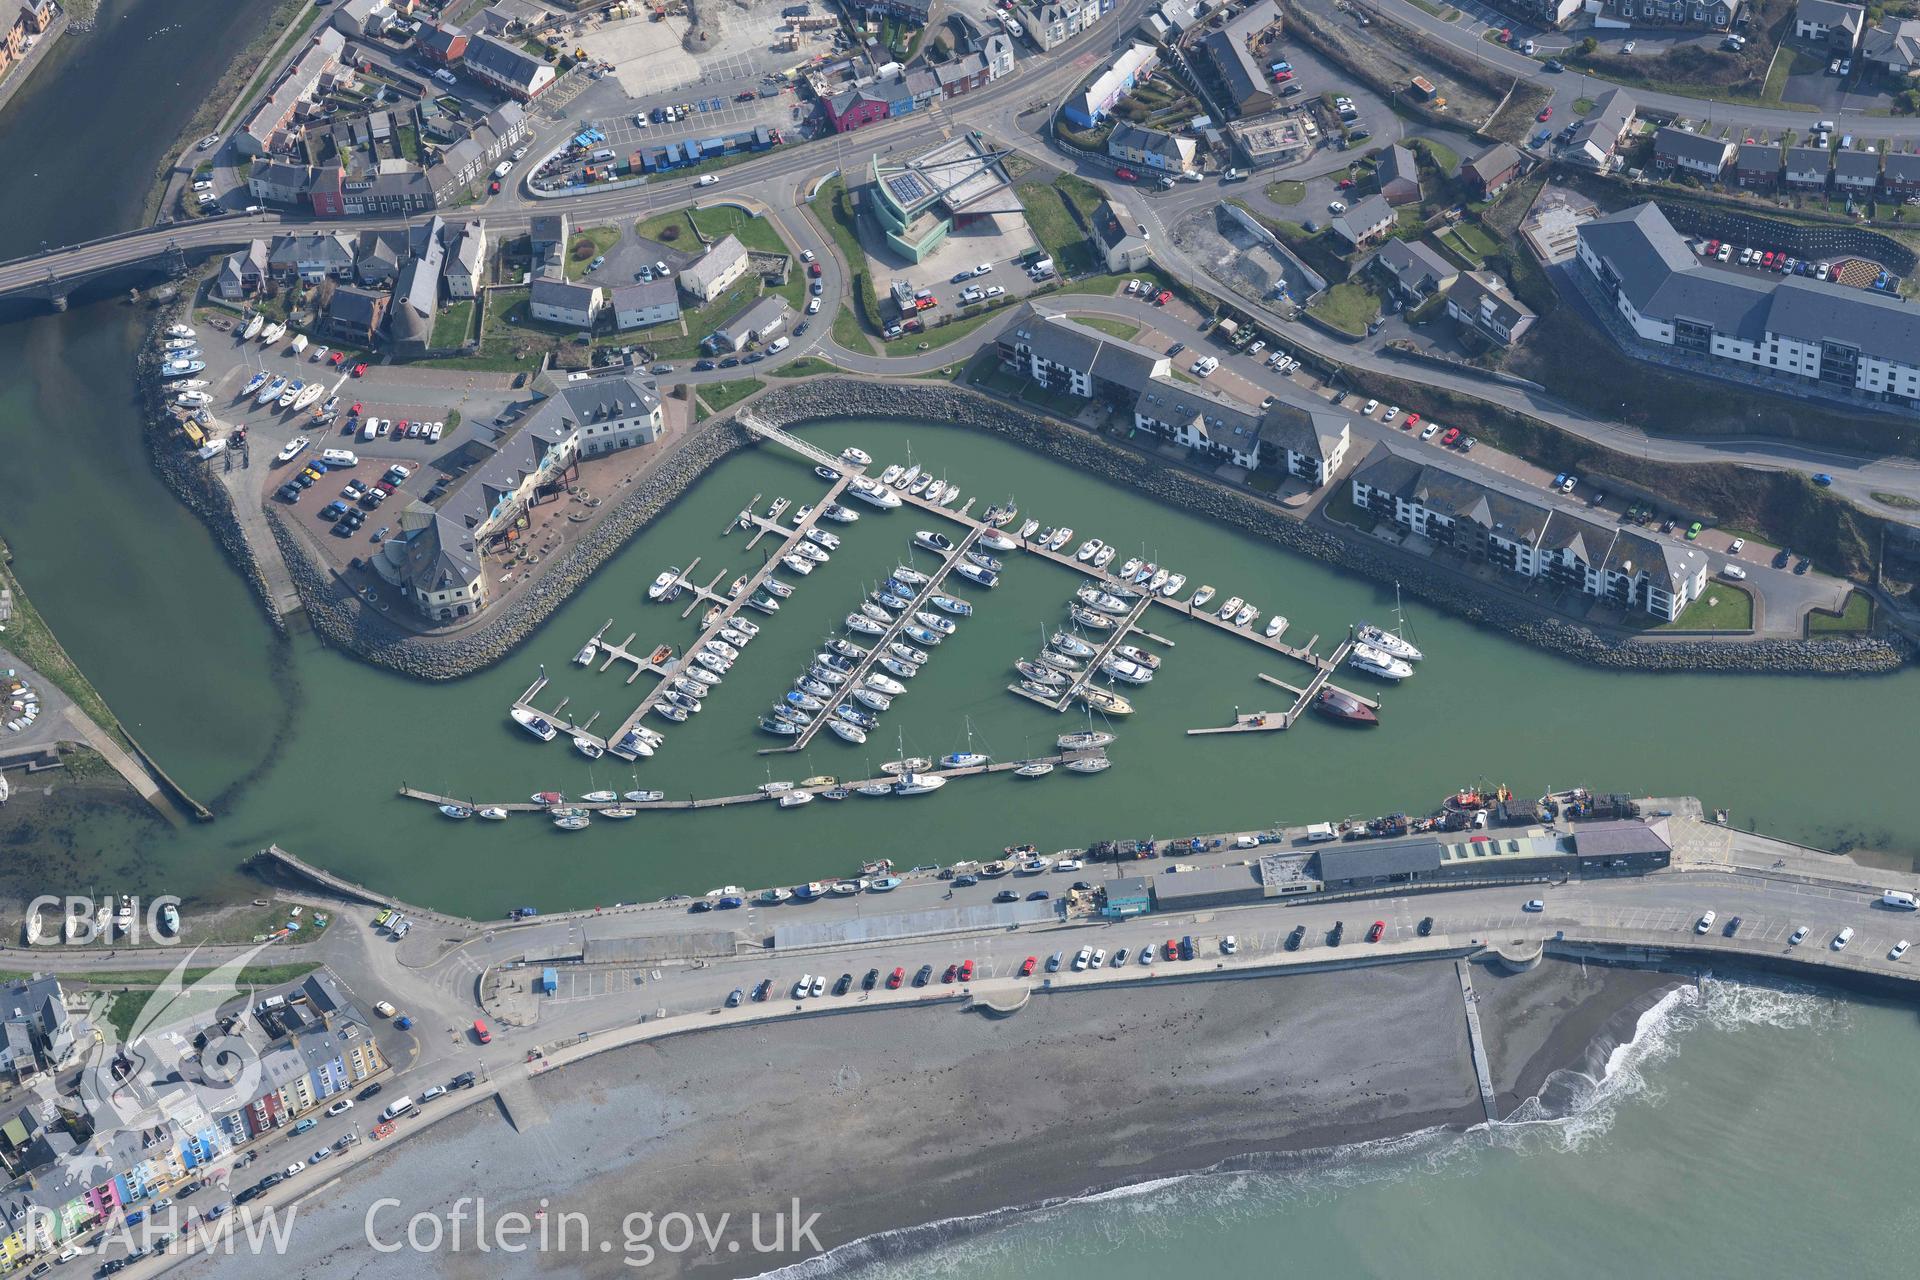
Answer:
1735, 142, 1779, 173
1377, 144, 1420, 194
530, 276, 600, 313
1654, 126, 1731, 168
1862, 17, 1920, 68
1107, 121, 1194, 166
1572, 817, 1673, 857
1832, 148, 1882, 180
1797, 0, 1864, 34
1567, 87, 1636, 156
1463, 141, 1520, 188
1784, 145, 1831, 175
998, 301, 1166, 390
1372, 237, 1456, 292
1883, 152, 1920, 183
550, 373, 663, 422
1447, 270, 1536, 335
1606, 527, 1705, 592
680, 234, 748, 296
463, 32, 549, 90
1330, 194, 1394, 242
1314, 839, 1445, 881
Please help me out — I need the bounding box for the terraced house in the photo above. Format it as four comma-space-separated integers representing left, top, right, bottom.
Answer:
1015, 0, 1107, 51
1107, 121, 1198, 175
0, 0, 56, 80
1350, 443, 1709, 620
1578, 202, 1920, 410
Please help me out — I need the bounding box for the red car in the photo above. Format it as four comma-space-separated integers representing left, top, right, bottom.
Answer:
1164, 939, 1179, 960
395, 420, 409, 436
1537, 106, 1552, 122
942, 963, 958, 983
489, 180, 501, 194
1441, 427, 1461, 446
330, 351, 346, 365
1367, 921, 1385, 943
1336, 178, 1354, 189
808, 261, 823, 278
1405, 412, 1421, 427
1019, 956, 1037, 977
1115, 167, 1138, 181
349, 402, 362, 416
887, 966, 904, 989
1274, 70, 1292, 82
1154, 290, 1171, 305
351, 363, 368, 377
959, 960, 974, 981
1706, 239, 1721, 255
915, 295, 937, 311
472, 1019, 492, 1044
1497, 27, 1512, 42
1762, 251, 1776, 268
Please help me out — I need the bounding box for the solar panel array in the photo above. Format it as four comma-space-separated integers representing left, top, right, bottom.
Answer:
885, 172, 930, 207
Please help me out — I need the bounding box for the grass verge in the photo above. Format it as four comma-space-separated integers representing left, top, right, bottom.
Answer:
1071, 316, 1140, 339
695, 378, 765, 421
770, 357, 835, 378
1808, 589, 1873, 634
1656, 582, 1754, 631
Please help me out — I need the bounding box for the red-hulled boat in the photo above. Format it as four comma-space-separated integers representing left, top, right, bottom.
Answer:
1312, 688, 1378, 726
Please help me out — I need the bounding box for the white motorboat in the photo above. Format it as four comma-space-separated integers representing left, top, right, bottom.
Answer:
644, 566, 678, 599
781, 554, 815, 576
1014, 761, 1055, 778
845, 612, 886, 636
694, 651, 731, 675
1355, 623, 1423, 662
930, 594, 972, 616
440, 803, 473, 820
733, 618, 761, 639
852, 686, 893, 712
913, 530, 954, 554
909, 474, 933, 496
510, 707, 558, 742
1146, 568, 1170, 593
823, 503, 860, 523
764, 578, 794, 599
841, 446, 872, 466
828, 719, 868, 744
158, 359, 201, 377
979, 530, 1016, 552
1018, 518, 1041, 539
1076, 586, 1130, 615
937, 482, 960, 504
477, 806, 510, 820
1065, 755, 1111, 774
574, 641, 597, 665
964, 550, 1002, 572
1040, 527, 1069, 550
176, 390, 212, 407
888, 641, 927, 666
1190, 584, 1216, 609
1265, 615, 1288, 639
277, 379, 304, 409
1348, 642, 1414, 681
1075, 538, 1103, 562
1092, 545, 1116, 569
1118, 557, 1143, 580
672, 677, 709, 700
163, 337, 196, 351
705, 638, 740, 661
1069, 605, 1114, 631
830, 638, 870, 659
914, 611, 956, 635
849, 479, 902, 509
1160, 573, 1187, 598
867, 672, 906, 695
1050, 631, 1095, 658
573, 735, 605, 759
815, 464, 840, 481
1216, 596, 1244, 621
794, 540, 830, 563
892, 771, 947, 796
719, 627, 753, 649
1234, 604, 1259, 628
1113, 644, 1160, 669
895, 463, 921, 490
778, 790, 816, 808
1058, 728, 1116, 750
165, 323, 195, 340
954, 562, 997, 588
1100, 657, 1154, 684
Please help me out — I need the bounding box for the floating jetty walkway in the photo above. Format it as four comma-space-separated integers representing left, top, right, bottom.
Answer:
397, 747, 1105, 814
507, 416, 1387, 767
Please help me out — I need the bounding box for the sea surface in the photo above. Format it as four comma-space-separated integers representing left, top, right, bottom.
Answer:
803, 979, 1920, 1279
2, 7, 1919, 1273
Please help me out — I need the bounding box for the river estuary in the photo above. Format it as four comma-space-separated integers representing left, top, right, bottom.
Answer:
1, 2, 1917, 1274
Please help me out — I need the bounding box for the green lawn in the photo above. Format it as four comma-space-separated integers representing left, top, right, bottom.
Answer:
810, 176, 876, 354
1072, 315, 1140, 339
770, 356, 836, 378
696, 378, 765, 421
1808, 590, 1873, 635
421, 287, 547, 373
1572, 97, 1597, 115
882, 304, 1010, 356
431, 299, 475, 349
1265, 180, 1306, 205
564, 226, 622, 280
1657, 583, 1754, 631
639, 206, 790, 255
1410, 137, 1460, 172
1015, 181, 1096, 277
1308, 281, 1382, 336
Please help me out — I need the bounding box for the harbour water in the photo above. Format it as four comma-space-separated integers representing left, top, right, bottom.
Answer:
1, 8, 1919, 1270
819, 980, 1920, 1279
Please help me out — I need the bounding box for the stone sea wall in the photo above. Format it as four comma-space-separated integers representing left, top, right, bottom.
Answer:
282, 416, 753, 680
739, 381, 1908, 676
136, 303, 283, 635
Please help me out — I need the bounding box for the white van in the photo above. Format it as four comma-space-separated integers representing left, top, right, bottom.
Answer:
320, 449, 358, 468
360, 419, 377, 442
434, 68, 458, 86
766, 336, 790, 354
590, 148, 616, 162
1303, 822, 1337, 843
379, 1097, 416, 1122
1882, 890, 1918, 910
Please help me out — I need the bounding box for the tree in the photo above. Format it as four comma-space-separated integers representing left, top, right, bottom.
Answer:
1580, 36, 1598, 55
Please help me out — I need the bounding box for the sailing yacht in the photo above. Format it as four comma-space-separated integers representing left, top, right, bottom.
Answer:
940, 719, 989, 769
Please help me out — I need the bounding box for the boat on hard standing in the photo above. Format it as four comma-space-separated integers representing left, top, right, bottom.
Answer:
1313, 687, 1379, 726
156, 357, 204, 377
256, 376, 288, 406
510, 708, 558, 742
868, 875, 903, 892
241, 370, 268, 397
291, 382, 325, 412
242, 313, 265, 340
259, 321, 286, 346
166, 323, 196, 340
1348, 643, 1414, 682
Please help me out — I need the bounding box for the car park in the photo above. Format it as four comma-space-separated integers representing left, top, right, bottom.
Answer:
1419, 423, 1439, 441
1789, 926, 1809, 946
1834, 927, 1854, 950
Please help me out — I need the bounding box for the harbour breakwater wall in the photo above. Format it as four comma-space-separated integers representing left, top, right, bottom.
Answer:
738, 381, 1907, 676
279, 415, 754, 679
136, 303, 283, 637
